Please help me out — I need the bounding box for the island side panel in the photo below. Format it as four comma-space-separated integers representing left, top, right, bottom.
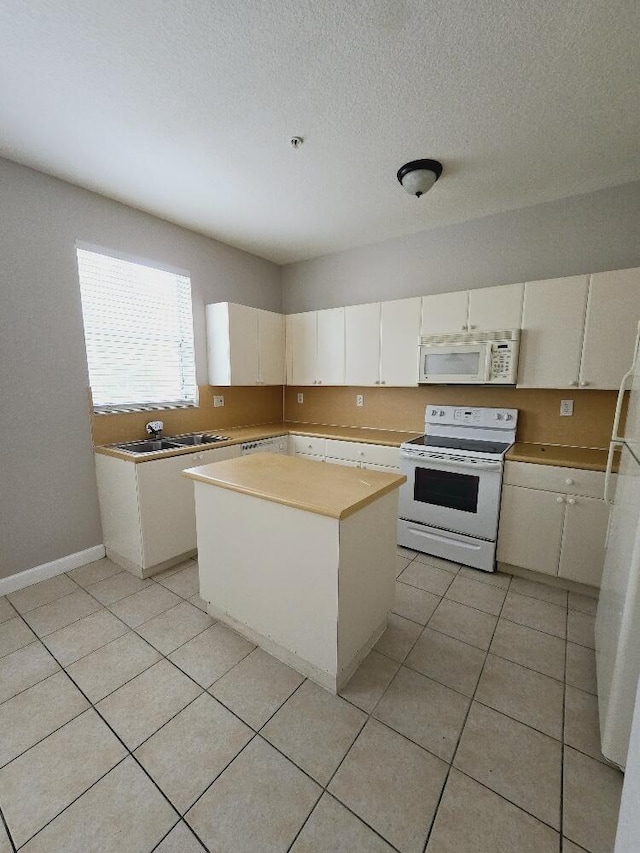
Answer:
193, 481, 340, 687
336, 490, 398, 689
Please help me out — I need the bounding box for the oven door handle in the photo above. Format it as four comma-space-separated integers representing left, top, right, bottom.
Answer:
401, 452, 502, 472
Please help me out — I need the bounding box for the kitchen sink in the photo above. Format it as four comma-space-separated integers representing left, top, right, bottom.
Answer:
169, 434, 230, 446
113, 439, 184, 454
112, 434, 231, 454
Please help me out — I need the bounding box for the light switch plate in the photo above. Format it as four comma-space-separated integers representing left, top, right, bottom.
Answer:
213, 395, 224, 408
560, 399, 574, 416
356, 394, 364, 407
297, 393, 304, 404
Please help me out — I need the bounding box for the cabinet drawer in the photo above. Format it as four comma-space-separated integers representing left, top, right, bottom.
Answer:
290, 435, 326, 456
503, 461, 607, 499
325, 439, 400, 467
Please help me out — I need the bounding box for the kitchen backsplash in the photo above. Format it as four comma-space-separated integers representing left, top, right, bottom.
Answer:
91, 383, 623, 450
91, 385, 284, 446
284, 386, 623, 449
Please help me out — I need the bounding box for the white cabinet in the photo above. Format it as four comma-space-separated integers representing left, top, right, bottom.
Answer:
517, 275, 589, 388
346, 298, 420, 387
286, 309, 345, 386
467, 283, 524, 332
289, 435, 401, 471
580, 267, 640, 390
421, 291, 468, 336
95, 445, 241, 576
345, 303, 380, 386
421, 284, 523, 336
289, 434, 326, 459
380, 298, 421, 386
206, 303, 284, 386
497, 461, 611, 588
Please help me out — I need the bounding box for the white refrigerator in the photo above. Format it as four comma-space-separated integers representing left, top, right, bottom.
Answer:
597, 321, 640, 770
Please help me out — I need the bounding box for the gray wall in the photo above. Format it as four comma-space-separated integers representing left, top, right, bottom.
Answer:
282, 181, 640, 312
0, 158, 281, 580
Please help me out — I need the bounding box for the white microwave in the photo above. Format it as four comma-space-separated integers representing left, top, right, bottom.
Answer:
418, 330, 520, 385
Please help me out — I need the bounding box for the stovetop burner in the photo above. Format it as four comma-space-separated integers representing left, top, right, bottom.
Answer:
403, 435, 512, 456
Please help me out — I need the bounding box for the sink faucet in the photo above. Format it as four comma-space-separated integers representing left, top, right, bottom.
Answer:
145, 420, 164, 440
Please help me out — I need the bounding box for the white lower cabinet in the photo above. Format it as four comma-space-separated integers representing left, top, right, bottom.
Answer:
95, 445, 241, 576
289, 435, 401, 471
497, 461, 612, 588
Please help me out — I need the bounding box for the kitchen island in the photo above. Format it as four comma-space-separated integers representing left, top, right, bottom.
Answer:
183, 453, 405, 692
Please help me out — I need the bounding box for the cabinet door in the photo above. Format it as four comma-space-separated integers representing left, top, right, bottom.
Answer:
517, 275, 588, 388
497, 485, 564, 575
379, 298, 421, 386
468, 283, 524, 332
287, 312, 317, 386
580, 268, 640, 390
317, 308, 345, 385
137, 454, 199, 568
228, 304, 260, 385
257, 310, 285, 385
420, 291, 469, 336
558, 496, 609, 587
345, 303, 381, 386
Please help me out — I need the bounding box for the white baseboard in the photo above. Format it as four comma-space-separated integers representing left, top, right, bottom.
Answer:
0, 545, 106, 596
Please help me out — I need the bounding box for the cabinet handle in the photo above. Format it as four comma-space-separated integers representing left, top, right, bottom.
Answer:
374, 380, 380, 385
579, 381, 589, 387
567, 498, 576, 505
556, 496, 565, 503
565, 478, 574, 485
317, 380, 322, 384
381, 380, 386, 385
568, 380, 578, 387
460, 325, 467, 331
469, 324, 476, 330
359, 451, 364, 456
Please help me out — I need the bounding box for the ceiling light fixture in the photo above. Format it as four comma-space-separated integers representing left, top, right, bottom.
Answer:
397, 159, 443, 197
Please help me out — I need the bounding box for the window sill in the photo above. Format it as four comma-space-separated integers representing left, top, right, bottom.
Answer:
93, 402, 198, 416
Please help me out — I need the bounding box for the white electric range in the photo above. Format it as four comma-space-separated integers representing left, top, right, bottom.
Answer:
398, 405, 518, 572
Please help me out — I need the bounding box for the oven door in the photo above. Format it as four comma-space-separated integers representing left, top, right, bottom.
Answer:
419, 343, 491, 384
399, 451, 503, 540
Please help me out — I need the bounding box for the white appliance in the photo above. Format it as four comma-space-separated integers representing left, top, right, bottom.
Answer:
398, 405, 517, 572
596, 321, 640, 770
241, 436, 288, 455
418, 330, 519, 385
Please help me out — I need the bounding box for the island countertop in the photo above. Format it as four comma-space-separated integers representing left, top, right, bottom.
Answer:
182, 452, 406, 520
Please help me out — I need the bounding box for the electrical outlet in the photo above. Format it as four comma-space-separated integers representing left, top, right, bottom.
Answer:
213, 395, 224, 408
297, 392, 304, 404
356, 394, 364, 407
560, 399, 574, 417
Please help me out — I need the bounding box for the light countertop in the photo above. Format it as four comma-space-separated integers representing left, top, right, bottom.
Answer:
182, 452, 406, 519
95, 422, 420, 462
506, 442, 616, 472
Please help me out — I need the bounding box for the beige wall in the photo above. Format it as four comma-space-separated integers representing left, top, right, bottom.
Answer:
284, 386, 620, 450
0, 158, 281, 580
282, 181, 640, 313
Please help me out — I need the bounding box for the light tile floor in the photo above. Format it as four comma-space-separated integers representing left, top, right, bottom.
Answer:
0, 552, 623, 852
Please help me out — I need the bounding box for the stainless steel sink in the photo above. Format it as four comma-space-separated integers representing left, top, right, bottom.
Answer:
170, 434, 230, 446
112, 434, 231, 454
112, 439, 183, 454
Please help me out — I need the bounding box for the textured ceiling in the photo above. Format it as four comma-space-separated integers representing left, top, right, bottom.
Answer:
1, 0, 639, 264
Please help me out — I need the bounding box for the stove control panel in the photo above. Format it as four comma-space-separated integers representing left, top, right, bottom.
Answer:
426, 405, 518, 430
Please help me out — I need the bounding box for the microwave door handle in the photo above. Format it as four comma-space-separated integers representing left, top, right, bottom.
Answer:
482, 344, 492, 381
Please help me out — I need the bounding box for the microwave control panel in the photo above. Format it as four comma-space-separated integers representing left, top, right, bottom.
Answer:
489, 341, 517, 382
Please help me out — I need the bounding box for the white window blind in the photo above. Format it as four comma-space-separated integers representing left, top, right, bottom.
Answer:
76, 248, 197, 413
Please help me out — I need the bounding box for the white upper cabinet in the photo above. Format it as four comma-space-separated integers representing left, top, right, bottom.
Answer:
316, 308, 345, 385
345, 303, 381, 386
256, 309, 285, 385
287, 312, 317, 385
345, 298, 421, 387
421, 291, 468, 336
467, 283, 524, 332
286, 308, 345, 386
580, 267, 640, 390
379, 298, 421, 386
207, 303, 284, 386
517, 275, 589, 388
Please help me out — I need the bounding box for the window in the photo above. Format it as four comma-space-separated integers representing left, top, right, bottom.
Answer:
76, 247, 197, 413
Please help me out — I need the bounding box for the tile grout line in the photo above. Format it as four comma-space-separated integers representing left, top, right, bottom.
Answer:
0, 804, 17, 853
420, 572, 513, 852
560, 602, 569, 842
